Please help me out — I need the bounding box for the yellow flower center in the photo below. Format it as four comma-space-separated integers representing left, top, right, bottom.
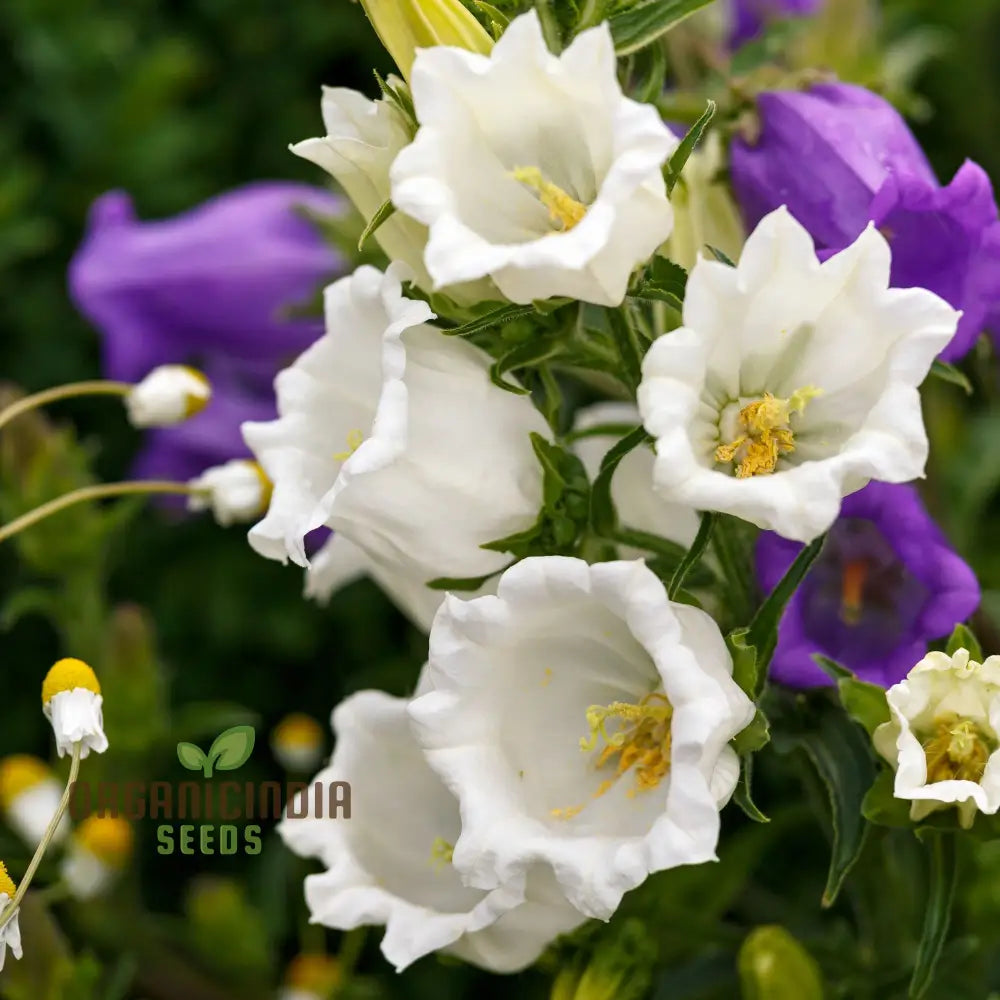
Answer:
272, 713, 323, 750
285, 952, 342, 994
180, 365, 211, 418
923, 715, 994, 784
0, 861, 16, 898
714, 386, 822, 478
0, 755, 52, 810
511, 167, 587, 232
429, 836, 455, 870
76, 816, 134, 868
333, 428, 365, 463
42, 658, 101, 706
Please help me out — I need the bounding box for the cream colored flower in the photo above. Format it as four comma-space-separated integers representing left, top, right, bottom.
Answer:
124, 365, 210, 427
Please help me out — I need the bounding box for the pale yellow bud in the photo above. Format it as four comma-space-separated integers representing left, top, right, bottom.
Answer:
359, 0, 493, 81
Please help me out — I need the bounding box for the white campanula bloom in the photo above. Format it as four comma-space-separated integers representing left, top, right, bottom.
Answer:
0, 864, 21, 972
0, 755, 69, 848
42, 659, 109, 759
188, 459, 272, 527
874, 648, 1000, 828
124, 364, 211, 428
61, 816, 134, 900
408, 556, 754, 920
572, 402, 699, 553
637, 207, 960, 543
278, 687, 585, 972
292, 88, 493, 306
242, 265, 548, 628
389, 11, 678, 306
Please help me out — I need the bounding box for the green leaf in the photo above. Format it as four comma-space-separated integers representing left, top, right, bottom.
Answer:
738, 926, 824, 1000
176, 741, 206, 772
728, 628, 759, 701
944, 622, 983, 662
706, 244, 737, 267
746, 535, 826, 684
427, 566, 511, 591
862, 769, 912, 828
207, 724, 256, 773
442, 302, 536, 337
612, 526, 689, 563
732, 753, 769, 823
472, 0, 510, 34
357, 198, 395, 251
668, 512, 714, 600
813, 655, 890, 737
631, 256, 688, 308
610, 0, 718, 55
589, 425, 649, 537
909, 832, 958, 999
928, 359, 973, 395
664, 100, 716, 194
489, 337, 563, 393
630, 40, 668, 104
772, 699, 874, 907
733, 707, 770, 755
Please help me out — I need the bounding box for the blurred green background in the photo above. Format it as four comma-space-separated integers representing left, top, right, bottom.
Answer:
3, 1, 1000, 998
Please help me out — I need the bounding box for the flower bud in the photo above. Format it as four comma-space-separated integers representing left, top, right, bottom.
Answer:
125, 365, 211, 428
61, 816, 134, 900
188, 459, 272, 527
549, 921, 655, 1000
271, 714, 325, 774
360, 0, 493, 81
0, 755, 69, 848
42, 659, 109, 759
280, 953, 341, 1000
738, 926, 824, 999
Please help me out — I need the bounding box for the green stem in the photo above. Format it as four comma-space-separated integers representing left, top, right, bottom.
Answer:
0, 481, 206, 546
0, 380, 131, 433
0, 743, 81, 925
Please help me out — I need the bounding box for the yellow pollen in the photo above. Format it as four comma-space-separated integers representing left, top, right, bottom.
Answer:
923, 716, 993, 784
333, 428, 365, 463
549, 804, 585, 821
42, 658, 101, 706
579, 692, 673, 801
511, 166, 587, 232
285, 953, 342, 993
430, 836, 455, 870
0, 862, 15, 898
541, 668, 554, 688
75, 816, 134, 868
715, 386, 822, 478
180, 365, 211, 418
0, 755, 53, 810
272, 713, 323, 750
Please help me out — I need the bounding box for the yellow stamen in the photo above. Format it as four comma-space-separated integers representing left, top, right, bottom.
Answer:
840, 559, 868, 625
715, 386, 821, 478
511, 167, 587, 232
923, 716, 993, 784
430, 836, 454, 870
0, 862, 15, 899
42, 658, 101, 706
333, 428, 365, 463
541, 668, 554, 688
0, 755, 52, 810
75, 816, 134, 868
549, 804, 585, 821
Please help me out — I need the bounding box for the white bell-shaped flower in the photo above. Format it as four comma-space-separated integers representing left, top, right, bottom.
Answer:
409, 556, 754, 920
638, 207, 959, 543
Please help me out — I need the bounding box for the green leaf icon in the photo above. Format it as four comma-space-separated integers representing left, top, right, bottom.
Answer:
177, 741, 207, 772
206, 725, 256, 775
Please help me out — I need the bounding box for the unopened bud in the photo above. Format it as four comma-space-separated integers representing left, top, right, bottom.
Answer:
125, 365, 211, 427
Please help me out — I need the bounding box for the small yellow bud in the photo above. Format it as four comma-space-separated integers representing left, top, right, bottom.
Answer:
75, 816, 134, 869
359, 0, 494, 81
271, 713, 325, 773
0, 755, 52, 810
0, 862, 16, 899
42, 658, 101, 706
285, 952, 342, 995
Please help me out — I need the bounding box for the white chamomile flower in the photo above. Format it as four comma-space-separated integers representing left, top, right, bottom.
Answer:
292, 88, 493, 306
572, 402, 699, 553
279, 687, 585, 972
61, 816, 134, 900
188, 459, 272, 527
389, 10, 678, 306
0, 755, 69, 848
408, 556, 755, 920
874, 648, 1000, 829
42, 659, 109, 759
0, 863, 22, 972
637, 207, 960, 543
242, 264, 548, 629
124, 364, 211, 428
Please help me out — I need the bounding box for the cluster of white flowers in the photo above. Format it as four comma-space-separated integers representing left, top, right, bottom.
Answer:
224, 4, 966, 977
